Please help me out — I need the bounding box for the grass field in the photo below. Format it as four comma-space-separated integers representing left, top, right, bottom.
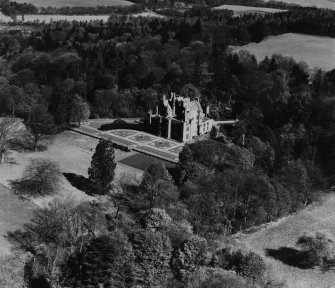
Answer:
232, 33, 335, 71
12, 0, 133, 7
119, 153, 175, 171
263, 0, 335, 10
0, 185, 34, 257
236, 193, 335, 288
213, 4, 286, 15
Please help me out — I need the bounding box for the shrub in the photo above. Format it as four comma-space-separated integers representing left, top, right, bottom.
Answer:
296, 231, 335, 267
10, 159, 61, 197
211, 248, 267, 283
186, 267, 247, 288
234, 250, 267, 282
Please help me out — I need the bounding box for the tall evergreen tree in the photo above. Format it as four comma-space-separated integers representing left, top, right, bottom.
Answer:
88, 139, 116, 195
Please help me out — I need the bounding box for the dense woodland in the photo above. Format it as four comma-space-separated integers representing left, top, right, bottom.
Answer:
0, 4, 335, 288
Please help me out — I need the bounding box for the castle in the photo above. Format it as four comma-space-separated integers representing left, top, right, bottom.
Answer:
145, 92, 213, 142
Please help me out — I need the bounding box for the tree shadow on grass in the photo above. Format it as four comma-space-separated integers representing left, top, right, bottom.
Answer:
266, 247, 315, 269
63, 173, 97, 196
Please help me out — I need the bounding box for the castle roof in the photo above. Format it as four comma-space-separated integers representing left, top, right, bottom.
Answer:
186, 100, 202, 111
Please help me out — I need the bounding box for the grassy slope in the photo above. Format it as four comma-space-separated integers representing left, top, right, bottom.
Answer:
236, 194, 335, 288
232, 33, 335, 71
0, 131, 143, 257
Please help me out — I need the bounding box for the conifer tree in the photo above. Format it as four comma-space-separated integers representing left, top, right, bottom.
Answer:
88, 139, 116, 195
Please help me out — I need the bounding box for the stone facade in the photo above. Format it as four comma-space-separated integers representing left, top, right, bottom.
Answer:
146, 92, 213, 142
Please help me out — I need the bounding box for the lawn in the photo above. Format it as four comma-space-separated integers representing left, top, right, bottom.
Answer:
0, 184, 34, 257
236, 193, 335, 288
13, 0, 133, 7
232, 33, 335, 71
119, 153, 175, 171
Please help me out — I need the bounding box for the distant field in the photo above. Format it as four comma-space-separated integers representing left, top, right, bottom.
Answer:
232, 33, 335, 71
213, 4, 286, 15
0, 13, 111, 23
13, 0, 133, 8
131, 11, 165, 18
263, 0, 335, 10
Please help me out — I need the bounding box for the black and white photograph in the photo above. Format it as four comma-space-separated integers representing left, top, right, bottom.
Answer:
0, 0, 334, 287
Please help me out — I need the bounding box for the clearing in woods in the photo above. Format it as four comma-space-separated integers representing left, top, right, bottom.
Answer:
232, 33, 335, 71
236, 193, 335, 288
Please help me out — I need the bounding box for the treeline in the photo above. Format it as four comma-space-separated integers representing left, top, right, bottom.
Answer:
38, 4, 144, 15
0, 0, 37, 18
204, 0, 301, 9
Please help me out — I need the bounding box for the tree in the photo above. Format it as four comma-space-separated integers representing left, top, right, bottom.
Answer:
129, 229, 173, 287
234, 250, 267, 282
25, 105, 55, 151
139, 162, 178, 209
10, 159, 61, 197
88, 139, 116, 195
70, 94, 90, 126
179, 84, 201, 100
64, 232, 135, 288
0, 117, 17, 163
141, 208, 172, 232
6, 199, 107, 287
246, 136, 275, 174
173, 235, 208, 281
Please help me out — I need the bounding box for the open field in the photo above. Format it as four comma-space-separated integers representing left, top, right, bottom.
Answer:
213, 4, 286, 15
0, 13, 111, 23
232, 33, 335, 71
236, 193, 335, 288
12, 0, 133, 7
263, 0, 335, 10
